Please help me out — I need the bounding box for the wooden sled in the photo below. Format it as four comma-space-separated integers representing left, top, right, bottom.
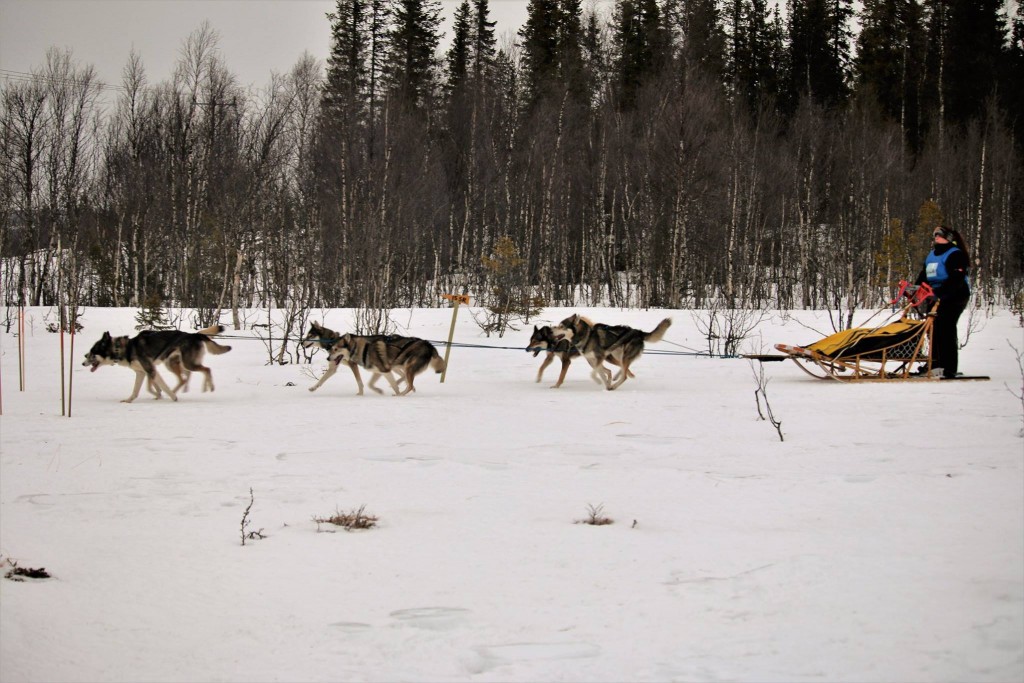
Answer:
753, 283, 951, 382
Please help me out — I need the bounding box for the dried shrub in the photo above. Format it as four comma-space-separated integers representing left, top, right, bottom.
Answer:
313, 505, 379, 532
575, 503, 614, 526
240, 487, 265, 546
3, 559, 51, 581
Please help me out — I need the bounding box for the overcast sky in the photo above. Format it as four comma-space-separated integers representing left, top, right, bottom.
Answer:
0, 0, 541, 92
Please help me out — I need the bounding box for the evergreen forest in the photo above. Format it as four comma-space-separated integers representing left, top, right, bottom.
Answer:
2, 0, 1022, 328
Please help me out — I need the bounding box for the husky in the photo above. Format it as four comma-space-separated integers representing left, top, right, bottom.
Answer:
528, 324, 634, 388
386, 336, 446, 395
301, 321, 369, 394
551, 315, 672, 390
301, 321, 446, 396
82, 325, 232, 403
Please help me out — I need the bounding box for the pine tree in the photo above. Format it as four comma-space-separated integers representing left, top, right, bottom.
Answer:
366, 0, 391, 149
669, 0, 727, 86
446, 0, 472, 98
725, 0, 783, 112
855, 0, 926, 149
725, 0, 750, 101
611, 0, 670, 108
518, 0, 591, 108
749, 0, 784, 109
471, 0, 498, 87
323, 0, 368, 128
135, 292, 172, 330
519, 0, 561, 106
920, 0, 948, 137
581, 8, 605, 79
558, 0, 591, 106
492, 48, 519, 120
942, 0, 1008, 128
387, 0, 443, 110
784, 0, 853, 111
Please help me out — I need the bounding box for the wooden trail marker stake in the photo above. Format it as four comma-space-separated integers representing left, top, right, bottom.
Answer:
440, 294, 470, 383
18, 306, 25, 391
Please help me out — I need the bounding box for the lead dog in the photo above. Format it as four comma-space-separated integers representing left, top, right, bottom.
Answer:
551, 315, 671, 390
82, 325, 231, 402
528, 324, 634, 388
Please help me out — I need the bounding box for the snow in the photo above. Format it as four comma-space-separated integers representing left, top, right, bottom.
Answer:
1, 306, 1022, 682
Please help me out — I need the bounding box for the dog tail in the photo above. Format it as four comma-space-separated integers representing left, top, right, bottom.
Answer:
195, 324, 231, 354
644, 318, 672, 343
203, 339, 232, 354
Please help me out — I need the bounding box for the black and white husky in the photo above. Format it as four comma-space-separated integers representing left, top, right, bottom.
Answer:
301, 321, 445, 396
82, 325, 231, 403
551, 315, 671, 390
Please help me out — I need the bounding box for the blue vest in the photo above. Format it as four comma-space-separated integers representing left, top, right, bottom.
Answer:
925, 247, 970, 294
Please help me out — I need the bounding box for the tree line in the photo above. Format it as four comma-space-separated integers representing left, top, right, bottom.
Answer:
2, 0, 1021, 328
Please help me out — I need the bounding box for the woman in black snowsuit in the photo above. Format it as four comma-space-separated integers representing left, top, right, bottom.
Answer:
915, 225, 971, 378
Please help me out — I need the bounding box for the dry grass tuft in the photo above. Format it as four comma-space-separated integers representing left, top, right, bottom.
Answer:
575, 503, 614, 526
313, 505, 379, 532
2, 557, 51, 581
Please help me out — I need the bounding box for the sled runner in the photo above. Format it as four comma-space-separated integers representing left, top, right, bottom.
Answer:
749, 282, 987, 382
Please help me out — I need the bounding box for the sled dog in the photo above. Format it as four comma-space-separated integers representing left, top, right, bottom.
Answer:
551, 314, 671, 390
301, 321, 368, 393
301, 321, 404, 395
528, 324, 634, 388
82, 325, 232, 403
385, 335, 446, 395
302, 322, 446, 396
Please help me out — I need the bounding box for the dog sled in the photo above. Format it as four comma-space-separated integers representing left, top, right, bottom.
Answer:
749, 282, 987, 382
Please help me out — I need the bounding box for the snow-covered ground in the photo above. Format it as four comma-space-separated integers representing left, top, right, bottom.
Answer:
2, 305, 1022, 682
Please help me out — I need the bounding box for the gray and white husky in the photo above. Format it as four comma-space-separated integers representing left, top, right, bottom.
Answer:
82, 325, 231, 402
528, 324, 635, 388
301, 321, 445, 396
551, 315, 671, 390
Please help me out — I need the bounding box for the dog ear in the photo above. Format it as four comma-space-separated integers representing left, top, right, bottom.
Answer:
533, 325, 538, 332
102, 331, 111, 340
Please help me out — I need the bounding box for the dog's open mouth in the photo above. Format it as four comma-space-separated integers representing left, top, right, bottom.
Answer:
88, 360, 99, 372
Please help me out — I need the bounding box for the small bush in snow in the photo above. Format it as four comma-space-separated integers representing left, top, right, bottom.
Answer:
2, 557, 50, 581
575, 503, 613, 526
313, 505, 379, 532
240, 488, 265, 545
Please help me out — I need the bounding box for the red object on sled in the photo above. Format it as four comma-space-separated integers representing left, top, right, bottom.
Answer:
891, 280, 935, 307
